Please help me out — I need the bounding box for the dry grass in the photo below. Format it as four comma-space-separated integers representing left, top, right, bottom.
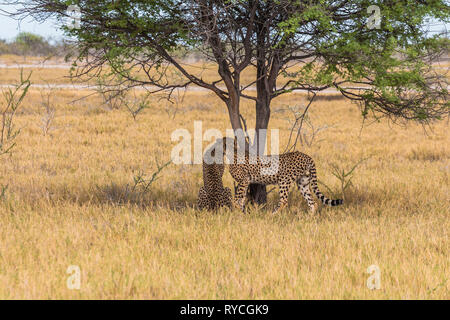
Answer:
0, 57, 448, 299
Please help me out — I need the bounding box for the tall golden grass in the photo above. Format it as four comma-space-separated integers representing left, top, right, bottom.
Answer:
0, 57, 448, 299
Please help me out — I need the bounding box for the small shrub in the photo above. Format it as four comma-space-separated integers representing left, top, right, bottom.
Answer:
320, 157, 369, 201
0, 69, 31, 156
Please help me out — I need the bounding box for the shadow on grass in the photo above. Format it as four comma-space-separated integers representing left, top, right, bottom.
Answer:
14, 180, 390, 215
19, 181, 198, 211
92, 182, 199, 210
341, 186, 387, 206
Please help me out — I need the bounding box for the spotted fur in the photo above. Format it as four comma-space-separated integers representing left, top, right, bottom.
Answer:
223, 137, 343, 214
197, 142, 232, 211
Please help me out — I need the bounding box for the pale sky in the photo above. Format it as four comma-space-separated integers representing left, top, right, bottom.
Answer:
0, 4, 63, 41
0, 3, 448, 42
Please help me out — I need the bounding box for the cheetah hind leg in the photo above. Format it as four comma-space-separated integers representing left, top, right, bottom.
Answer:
297, 176, 317, 214
234, 181, 250, 212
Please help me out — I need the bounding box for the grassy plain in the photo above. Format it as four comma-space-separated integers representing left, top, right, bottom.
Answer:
0, 55, 448, 299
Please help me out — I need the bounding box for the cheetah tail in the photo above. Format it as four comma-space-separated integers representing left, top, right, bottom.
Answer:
309, 165, 343, 206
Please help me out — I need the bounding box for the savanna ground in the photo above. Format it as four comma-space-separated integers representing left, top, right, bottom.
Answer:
0, 56, 448, 299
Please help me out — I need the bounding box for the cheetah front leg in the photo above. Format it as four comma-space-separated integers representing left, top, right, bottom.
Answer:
297, 177, 317, 214
197, 186, 209, 210
273, 180, 293, 214
220, 187, 233, 209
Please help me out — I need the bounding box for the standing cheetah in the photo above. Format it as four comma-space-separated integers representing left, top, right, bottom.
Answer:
222, 137, 343, 214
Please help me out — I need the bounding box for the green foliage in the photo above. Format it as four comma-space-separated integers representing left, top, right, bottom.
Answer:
15, 0, 450, 121
276, 1, 449, 120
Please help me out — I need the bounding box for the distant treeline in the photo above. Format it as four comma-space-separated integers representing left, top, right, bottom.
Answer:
0, 32, 209, 61
1, 32, 448, 63
0, 32, 73, 58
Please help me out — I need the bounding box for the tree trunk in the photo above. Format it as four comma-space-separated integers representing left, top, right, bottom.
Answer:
248, 16, 275, 205
226, 101, 242, 132
248, 98, 271, 205
225, 95, 270, 205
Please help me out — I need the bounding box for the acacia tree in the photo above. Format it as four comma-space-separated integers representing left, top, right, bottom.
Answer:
8, 0, 449, 203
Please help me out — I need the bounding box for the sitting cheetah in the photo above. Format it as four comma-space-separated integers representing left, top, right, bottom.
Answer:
222, 137, 343, 214
197, 141, 232, 211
